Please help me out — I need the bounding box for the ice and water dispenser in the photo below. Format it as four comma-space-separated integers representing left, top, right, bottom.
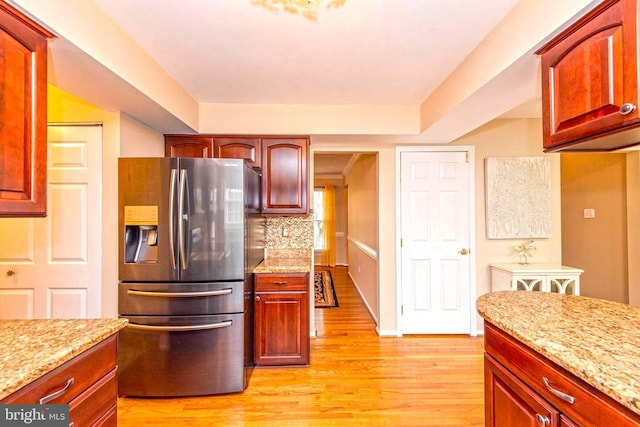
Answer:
123, 205, 159, 264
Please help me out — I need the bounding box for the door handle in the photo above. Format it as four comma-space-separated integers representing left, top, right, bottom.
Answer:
169, 169, 178, 270
178, 169, 188, 270
458, 248, 469, 255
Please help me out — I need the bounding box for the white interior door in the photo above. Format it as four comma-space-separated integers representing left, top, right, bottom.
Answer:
400, 150, 472, 334
0, 124, 102, 319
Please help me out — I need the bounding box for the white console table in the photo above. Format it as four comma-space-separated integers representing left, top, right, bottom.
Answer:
490, 263, 583, 295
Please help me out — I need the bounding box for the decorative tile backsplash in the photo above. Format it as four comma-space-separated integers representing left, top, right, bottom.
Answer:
265, 215, 314, 252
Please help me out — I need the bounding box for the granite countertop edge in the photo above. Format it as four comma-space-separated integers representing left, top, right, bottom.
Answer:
253, 258, 312, 274
0, 318, 128, 400
477, 291, 640, 417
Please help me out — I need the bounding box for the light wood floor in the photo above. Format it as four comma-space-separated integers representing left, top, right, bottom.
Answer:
117, 266, 485, 426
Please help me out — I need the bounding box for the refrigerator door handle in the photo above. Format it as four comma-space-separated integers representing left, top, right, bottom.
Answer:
127, 288, 233, 298
169, 169, 178, 270
178, 169, 188, 270
126, 320, 233, 332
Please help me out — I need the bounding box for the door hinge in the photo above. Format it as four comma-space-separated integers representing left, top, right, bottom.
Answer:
466, 151, 469, 163
400, 238, 403, 247
401, 305, 404, 315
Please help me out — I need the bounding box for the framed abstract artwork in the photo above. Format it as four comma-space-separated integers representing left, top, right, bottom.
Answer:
485, 157, 551, 239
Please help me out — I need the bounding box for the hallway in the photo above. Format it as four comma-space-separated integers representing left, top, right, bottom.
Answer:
117, 266, 484, 426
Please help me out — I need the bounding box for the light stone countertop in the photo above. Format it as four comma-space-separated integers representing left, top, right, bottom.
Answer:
253, 257, 311, 273
477, 291, 640, 416
0, 318, 128, 400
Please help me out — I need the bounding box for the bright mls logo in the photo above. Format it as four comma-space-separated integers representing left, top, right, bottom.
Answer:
0, 405, 69, 426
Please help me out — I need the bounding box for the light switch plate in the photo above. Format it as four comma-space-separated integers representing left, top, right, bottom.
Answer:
583, 208, 595, 219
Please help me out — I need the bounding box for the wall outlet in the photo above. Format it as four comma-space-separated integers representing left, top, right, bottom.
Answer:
583, 208, 595, 219
282, 226, 289, 237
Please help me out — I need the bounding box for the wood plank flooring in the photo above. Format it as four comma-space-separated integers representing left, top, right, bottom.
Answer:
117, 266, 485, 426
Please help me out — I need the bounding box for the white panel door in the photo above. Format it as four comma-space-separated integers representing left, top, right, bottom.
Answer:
0, 125, 102, 319
400, 151, 471, 334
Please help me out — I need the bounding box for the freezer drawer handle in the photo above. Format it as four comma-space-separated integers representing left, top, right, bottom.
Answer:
126, 320, 233, 332
38, 378, 74, 404
127, 288, 233, 298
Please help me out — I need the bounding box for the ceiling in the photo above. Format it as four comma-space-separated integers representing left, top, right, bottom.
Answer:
90, 0, 521, 106
83, 0, 527, 171
314, 153, 357, 175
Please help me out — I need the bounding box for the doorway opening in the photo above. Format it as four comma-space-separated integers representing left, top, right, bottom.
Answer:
312, 151, 379, 331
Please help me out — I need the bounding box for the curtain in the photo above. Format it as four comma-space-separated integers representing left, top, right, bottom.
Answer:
321, 184, 336, 267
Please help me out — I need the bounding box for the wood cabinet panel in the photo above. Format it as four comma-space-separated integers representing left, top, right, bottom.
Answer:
164, 135, 214, 158
538, 0, 640, 151
68, 368, 117, 427
485, 354, 559, 427
261, 138, 309, 215
213, 137, 261, 169
255, 273, 308, 292
254, 273, 309, 366
0, 2, 52, 216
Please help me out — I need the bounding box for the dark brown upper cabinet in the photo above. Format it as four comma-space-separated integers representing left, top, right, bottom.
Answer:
261, 137, 309, 215
213, 136, 261, 169
164, 135, 215, 158
537, 0, 640, 152
0, 2, 54, 216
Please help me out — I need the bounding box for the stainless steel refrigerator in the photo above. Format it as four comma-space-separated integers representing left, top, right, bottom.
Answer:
117, 157, 264, 397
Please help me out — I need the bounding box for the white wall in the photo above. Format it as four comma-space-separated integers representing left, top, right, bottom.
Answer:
119, 114, 165, 157
452, 118, 562, 331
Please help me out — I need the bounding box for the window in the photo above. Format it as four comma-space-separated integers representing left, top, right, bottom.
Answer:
313, 188, 324, 250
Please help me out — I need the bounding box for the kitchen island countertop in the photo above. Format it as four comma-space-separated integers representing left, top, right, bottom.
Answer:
0, 318, 128, 400
477, 291, 640, 417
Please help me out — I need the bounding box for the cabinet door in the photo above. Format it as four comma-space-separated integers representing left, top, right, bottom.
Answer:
254, 291, 309, 366
261, 138, 309, 215
0, 3, 52, 217
213, 137, 261, 169
485, 355, 559, 427
539, 0, 639, 150
164, 135, 214, 158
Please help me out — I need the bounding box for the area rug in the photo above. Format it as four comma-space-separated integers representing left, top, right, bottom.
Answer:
314, 270, 339, 308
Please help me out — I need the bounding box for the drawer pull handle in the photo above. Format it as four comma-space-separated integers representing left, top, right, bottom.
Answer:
127, 320, 232, 332
127, 289, 232, 297
535, 414, 550, 426
543, 376, 575, 404
39, 378, 74, 404
274, 281, 288, 285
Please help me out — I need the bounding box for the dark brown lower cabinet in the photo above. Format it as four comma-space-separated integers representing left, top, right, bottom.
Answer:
485, 354, 559, 426
1, 335, 119, 426
254, 273, 309, 366
484, 322, 640, 427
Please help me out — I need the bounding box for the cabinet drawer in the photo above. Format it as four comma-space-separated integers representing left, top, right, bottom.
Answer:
3, 335, 117, 404
255, 273, 308, 291
485, 323, 639, 426
69, 368, 117, 427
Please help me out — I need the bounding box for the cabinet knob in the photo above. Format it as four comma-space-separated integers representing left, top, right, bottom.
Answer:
535, 414, 550, 426
458, 248, 469, 255
620, 103, 637, 115
255, 296, 261, 302
6, 270, 15, 277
